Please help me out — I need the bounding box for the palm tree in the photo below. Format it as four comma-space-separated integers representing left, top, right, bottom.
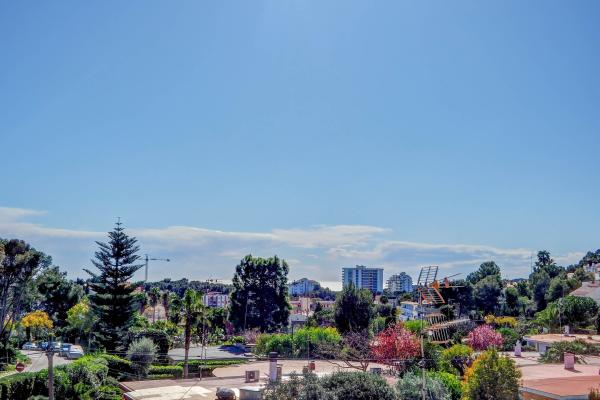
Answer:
180, 288, 205, 378
161, 291, 170, 320
148, 287, 160, 323
168, 293, 183, 325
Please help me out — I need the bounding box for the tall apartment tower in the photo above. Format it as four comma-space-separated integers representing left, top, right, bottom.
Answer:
342, 265, 384, 294
386, 272, 413, 293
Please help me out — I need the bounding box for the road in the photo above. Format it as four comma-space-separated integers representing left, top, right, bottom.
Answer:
168, 345, 248, 361
21, 350, 73, 372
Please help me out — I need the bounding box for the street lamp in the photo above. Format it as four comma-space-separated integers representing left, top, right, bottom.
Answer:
144, 254, 170, 282
243, 290, 255, 332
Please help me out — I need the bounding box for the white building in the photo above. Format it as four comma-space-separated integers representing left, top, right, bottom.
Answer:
203, 292, 229, 308
387, 272, 413, 293
399, 301, 436, 321
288, 278, 318, 296
342, 265, 384, 294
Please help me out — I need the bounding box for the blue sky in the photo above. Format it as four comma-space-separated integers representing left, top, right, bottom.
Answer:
1, 1, 599, 288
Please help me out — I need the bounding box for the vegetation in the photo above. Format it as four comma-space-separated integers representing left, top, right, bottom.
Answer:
396, 371, 451, 400
84, 222, 143, 351
468, 325, 503, 351
255, 327, 341, 357
229, 255, 291, 332
126, 337, 158, 379
463, 349, 521, 400
0, 239, 48, 369
539, 339, 599, 363
334, 283, 374, 334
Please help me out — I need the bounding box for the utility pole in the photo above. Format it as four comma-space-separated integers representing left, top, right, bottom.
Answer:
47, 335, 55, 400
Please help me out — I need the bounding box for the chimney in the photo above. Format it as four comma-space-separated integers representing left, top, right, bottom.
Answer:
564, 352, 575, 370
269, 352, 278, 382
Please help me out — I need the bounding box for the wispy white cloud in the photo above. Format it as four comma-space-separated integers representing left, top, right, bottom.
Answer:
0, 206, 587, 285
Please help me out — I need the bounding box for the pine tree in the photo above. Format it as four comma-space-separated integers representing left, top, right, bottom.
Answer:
85, 221, 143, 351
229, 255, 291, 332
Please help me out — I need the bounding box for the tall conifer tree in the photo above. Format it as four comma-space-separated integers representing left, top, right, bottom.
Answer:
85, 221, 143, 351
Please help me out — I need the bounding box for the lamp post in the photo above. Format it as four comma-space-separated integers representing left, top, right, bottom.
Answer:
243, 290, 255, 332
144, 254, 170, 282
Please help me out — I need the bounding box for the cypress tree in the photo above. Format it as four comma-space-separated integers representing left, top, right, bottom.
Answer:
85, 221, 143, 351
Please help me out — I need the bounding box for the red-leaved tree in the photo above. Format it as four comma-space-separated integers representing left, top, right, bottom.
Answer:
468, 324, 504, 351
371, 322, 420, 367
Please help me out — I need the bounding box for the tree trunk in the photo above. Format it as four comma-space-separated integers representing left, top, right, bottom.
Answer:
183, 320, 191, 378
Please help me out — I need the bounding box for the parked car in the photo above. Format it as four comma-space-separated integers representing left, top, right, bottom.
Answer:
39, 342, 49, 350
22, 342, 39, 350
50, 342, 62, 352
59, 343, 72, 357
67, 345, 84, 360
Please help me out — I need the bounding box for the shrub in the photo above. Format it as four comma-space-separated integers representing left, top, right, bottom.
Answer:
467, 325, 503, 351
497, 327, 519, 351
148, 365, 183, 379
539, 339, 599, 363
428, 371, 462, 400
320, 371, 397, 400
404, 320, 429, 334
128, 328, 172, 362
99, 354, 135, 380
463, 349, 520, 400
255, 327, 341, 357
175, 359, 246, 377
439, 344, 473, 376
126, 337, 157, 379
396, 371, 451, 400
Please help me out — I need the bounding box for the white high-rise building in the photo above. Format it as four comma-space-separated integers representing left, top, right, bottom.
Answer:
288, 278, 318, 296
387, 272, 413, 293
342, 265, 384, 294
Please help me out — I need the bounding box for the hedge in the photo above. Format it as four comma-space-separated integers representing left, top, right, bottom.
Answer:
98, 354, 136, 380
148, 365, 183, 379
0, 356, 121, 400
175, 359, 246, 376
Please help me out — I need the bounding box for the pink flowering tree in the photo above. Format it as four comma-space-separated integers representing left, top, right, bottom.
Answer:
468, 324, 504, 351
371, 322, 421, 367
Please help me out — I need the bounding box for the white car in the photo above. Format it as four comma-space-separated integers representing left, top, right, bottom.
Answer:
22, 342, 39, 350
67, 345, 84, 359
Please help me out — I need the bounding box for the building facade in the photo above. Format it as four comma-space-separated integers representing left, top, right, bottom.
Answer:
203, 292, 229, 308
342, 265, 384, 293
288, 278, 318, 296
386, 272, 413, 293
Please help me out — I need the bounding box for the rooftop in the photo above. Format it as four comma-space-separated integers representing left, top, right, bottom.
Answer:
524, 334, 600, 345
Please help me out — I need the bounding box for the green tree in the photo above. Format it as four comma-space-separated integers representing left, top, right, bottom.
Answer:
36, 266, 84, 329
85, 222, 143, 351
334, 283, 373, 334
467, 262, 501, 285
545, 277, 571, 303
561, 296, 599, 328
66, 298, 96, 345
439, 279, 474, 315
474, 276, 502, 315
503, 287, 520, 316
529, 269, 551, 311
229, 255, 291, 332
0, 239, 48, 367
463, 349, 520, 400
